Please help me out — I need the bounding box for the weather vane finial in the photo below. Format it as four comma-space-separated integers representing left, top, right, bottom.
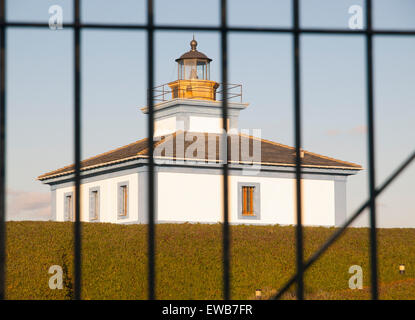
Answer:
190, 35, 197, 51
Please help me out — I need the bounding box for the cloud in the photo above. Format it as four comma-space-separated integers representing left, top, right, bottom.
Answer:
325, 125, 368, 137
349, 125, 367, 135
6, 189, 51, 221
326, 129, 341, 136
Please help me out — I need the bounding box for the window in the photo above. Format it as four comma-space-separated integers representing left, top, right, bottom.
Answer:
64, 192, 73, 221
242, 186, 255, 216
238, 183, 260, 220
89, 187, 100, 221
117, 182, 129, 219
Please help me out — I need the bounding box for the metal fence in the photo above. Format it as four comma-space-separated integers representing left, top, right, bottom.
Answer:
0, 0, 414, 300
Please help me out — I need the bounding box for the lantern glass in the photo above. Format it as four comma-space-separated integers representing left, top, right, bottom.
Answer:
178, 59, 210, 80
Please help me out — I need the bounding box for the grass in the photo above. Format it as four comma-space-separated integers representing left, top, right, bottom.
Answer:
5, 221, 415, 300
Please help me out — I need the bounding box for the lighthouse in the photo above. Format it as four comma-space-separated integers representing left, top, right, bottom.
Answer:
38, 38, 362, 226
141, 38, 247, 136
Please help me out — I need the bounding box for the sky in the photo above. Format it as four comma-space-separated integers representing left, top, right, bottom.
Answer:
4, 0, 415, 227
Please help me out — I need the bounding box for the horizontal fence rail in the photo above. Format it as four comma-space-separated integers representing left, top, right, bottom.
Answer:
0, 0, 414, 300
2, 22, 415, 35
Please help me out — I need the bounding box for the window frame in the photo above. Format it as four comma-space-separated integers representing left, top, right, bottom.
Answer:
89, 186, 100, 222
242, 186, 255, 216
238, 182, 260, 220
117, 181, 129, 219
64, 191, 74, 222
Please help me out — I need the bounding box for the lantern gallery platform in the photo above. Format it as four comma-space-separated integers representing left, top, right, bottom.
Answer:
38, 38, 362, 227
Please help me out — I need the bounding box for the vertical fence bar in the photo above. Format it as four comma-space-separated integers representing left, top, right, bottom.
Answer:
73, 0, 82, 300
220, 0, 230, 300
365, 0, 379, 300
0, 0, 5, 301
293, 0, 304, 300
146, 0, 156, 300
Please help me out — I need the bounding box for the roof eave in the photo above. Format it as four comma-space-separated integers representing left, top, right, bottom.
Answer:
38, 155, 362, 184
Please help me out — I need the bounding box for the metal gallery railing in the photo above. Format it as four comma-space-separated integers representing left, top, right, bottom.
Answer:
0, 0, 414, 301
150, 82, 243, 104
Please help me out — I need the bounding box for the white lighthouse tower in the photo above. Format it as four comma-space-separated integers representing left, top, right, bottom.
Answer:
141, 38, 247, 136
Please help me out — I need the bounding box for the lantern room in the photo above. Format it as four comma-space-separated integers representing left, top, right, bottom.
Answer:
176, 38, 211, 80
168, 38, 219, 101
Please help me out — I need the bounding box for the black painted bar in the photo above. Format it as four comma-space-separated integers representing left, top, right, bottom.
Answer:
365, 0, 379, 300
292, 0, 304, 301
146, 0, 156, 300
73, 0, 82, 301
220, 0, 230, 301
0, 0, 5, 301
2, 21, 415, 36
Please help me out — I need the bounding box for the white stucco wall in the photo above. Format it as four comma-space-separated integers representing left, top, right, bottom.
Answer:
53, 169, 336, 226
157, 171, 336, 226
154, 116, 225, 136
154, 116, 177, 137
302, 179, 335, 226
157, 171, 223, 223
55, 173, 139, 223
189, 116, 223, 133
